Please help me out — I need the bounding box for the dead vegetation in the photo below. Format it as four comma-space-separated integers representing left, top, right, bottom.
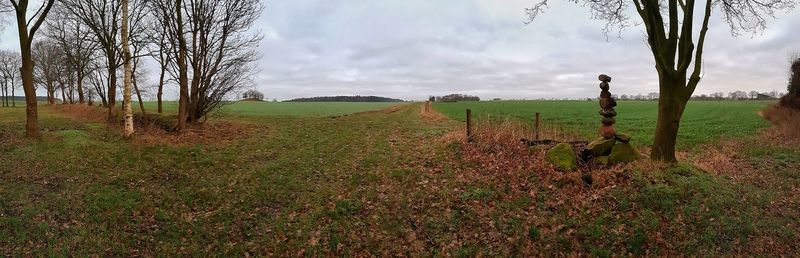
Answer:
419, 101, 449, 122
760, 104, 800, 139
50, 104, 264, 146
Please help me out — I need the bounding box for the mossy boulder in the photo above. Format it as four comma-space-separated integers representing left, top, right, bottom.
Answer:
545, 143, 577, 171
615, 133, 631, 143
587, 137, 616, 157
609, 142, 641, 164
593, 156, 610, 166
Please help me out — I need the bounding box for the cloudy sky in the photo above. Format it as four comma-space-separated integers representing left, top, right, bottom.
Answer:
2, 0, 799, 100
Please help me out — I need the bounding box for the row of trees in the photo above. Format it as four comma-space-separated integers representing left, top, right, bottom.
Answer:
613, 91, 786, 101
0, 51, 21, 107
431, 94, 481, 102
1, 0, 263, 138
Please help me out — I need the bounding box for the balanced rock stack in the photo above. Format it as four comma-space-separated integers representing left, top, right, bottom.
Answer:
598, 74, 617, 138
586, 74, 640, 165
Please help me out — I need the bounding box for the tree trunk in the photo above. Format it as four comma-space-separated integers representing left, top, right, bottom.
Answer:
651, 75, 688, 162
20, 50, 39, 137
47, 82, 55, 104
157, 62, 165, 114
60, 82, 67, 104
176, 0, 190, 131
12, 81, 16, 107
121, 0, 134, 138
132, 67, 146, 116
77, 70, 85, 104
107, 51, 117, 122
2, 83, 6, 107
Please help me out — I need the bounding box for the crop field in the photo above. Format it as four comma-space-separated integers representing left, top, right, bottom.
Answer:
434, 100, 772, 148
1, 102, 799, 256
140, 101, 405, 117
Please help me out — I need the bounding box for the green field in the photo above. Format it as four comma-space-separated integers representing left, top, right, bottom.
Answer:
434, 100, 772, 148
139, 101, 405, 117
1, 103, 799, 256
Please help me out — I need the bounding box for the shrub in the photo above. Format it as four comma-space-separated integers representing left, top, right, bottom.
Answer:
789, 56, 800, 97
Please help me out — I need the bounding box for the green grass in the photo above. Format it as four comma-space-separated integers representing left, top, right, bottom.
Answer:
1, 103, 798, 256
139, 101, 405, 117
433, 100, 771, 148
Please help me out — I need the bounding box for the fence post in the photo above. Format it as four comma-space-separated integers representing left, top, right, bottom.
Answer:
534, 112, 540, 141
466, 109, 473, 143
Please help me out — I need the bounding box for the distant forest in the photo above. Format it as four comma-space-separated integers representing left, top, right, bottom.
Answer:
285, 96, 404, 102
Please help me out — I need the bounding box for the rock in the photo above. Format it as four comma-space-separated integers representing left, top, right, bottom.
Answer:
601, 117, 615, 125
599, 97, 617, 109
586, 137, 616, 157
599, 124, 616, 139
609, 142, 641, 164
615, 133, 631, 143
600, 90, 611, 98
599, 109, 617, 118
545, 143, 577, 171
600, 82, 610, 91
598, 74, 612, 82
593, 156, 610, 166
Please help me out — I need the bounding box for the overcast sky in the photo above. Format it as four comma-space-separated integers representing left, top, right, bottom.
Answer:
1, 0, 799, 100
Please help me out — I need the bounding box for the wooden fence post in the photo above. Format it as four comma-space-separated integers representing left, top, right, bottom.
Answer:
534, 112, 540, 141
466, 109, 473, 143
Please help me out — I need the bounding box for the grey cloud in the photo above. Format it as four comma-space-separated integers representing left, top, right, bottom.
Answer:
4, 0, 794, 100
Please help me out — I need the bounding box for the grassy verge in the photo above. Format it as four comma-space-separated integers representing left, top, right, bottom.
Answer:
0, 103, 798, 256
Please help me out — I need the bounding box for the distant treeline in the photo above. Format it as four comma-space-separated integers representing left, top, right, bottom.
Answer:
0, 96, 53, 103
285, 96, 404, 102
431, 94, 480, 102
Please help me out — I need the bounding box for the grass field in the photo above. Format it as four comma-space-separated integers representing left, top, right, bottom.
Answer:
434, 100, 772, 148
139, 101, 405, 117
1, 103, 799, 256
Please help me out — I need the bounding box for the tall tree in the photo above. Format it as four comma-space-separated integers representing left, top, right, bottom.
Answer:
32, 40, 64, 105
5, 0, 56, 137
526, 0, 796, 162
146, 1, 173, 114
0, 51, 17, 107
46, 4, 97, 104
121, 0, 133, 137
62, 0, 122, 121
0, 51, 16, 107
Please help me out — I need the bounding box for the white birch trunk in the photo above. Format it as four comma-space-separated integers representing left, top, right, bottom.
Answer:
121, 0, 134, 138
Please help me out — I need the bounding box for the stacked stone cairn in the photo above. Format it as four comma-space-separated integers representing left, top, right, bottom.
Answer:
585, 74, 640, 166
544, 74, 640, 171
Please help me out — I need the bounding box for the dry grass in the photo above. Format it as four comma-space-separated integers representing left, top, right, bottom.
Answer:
51, 104, 108, 123
419, 101, 449, 122
50, 104, 265, 146
760, 103, 800, 139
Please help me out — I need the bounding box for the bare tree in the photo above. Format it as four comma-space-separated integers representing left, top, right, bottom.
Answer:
146, 1, 173, 114
0, 51, 19, 108
61, 0, 121, 121
32, 40, 65, 105
4, 0, 56, 137
62, 0, 148, 122
88, 63, 109, 107
152, 0, 262, 130
749, 91, 759, 99
526, 0, 796, 162
46, 4, 97, 104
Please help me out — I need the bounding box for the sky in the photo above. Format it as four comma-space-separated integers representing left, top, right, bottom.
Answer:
1, 0, 799, 101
